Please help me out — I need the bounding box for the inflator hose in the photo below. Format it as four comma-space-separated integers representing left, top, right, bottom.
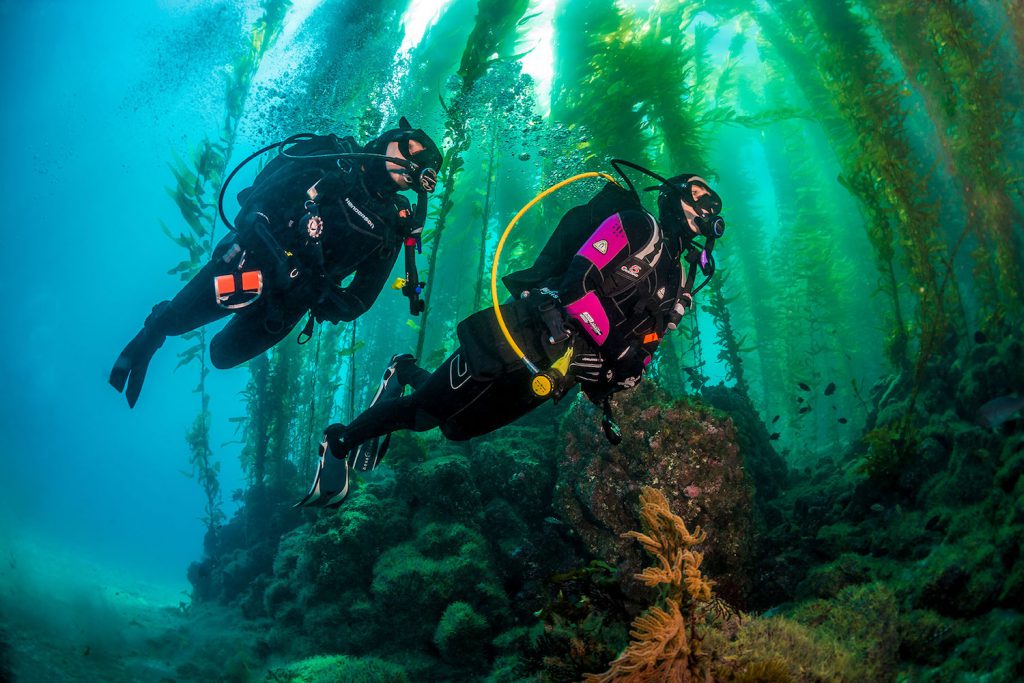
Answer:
489, 172, 620, 375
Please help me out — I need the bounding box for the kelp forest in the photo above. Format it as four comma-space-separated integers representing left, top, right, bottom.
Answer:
12, 0, 1023, 681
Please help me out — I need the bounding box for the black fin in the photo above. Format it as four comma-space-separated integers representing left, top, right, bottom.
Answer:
349, 358, 407, 473
295, 439, 351, 508
109, 329, 165, 409
109, 356, 131, 394
124, 361, 151, 409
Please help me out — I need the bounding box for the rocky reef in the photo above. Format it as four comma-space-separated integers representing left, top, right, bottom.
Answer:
752, 322, 1024, 680
178, 384, 769, 681
556, 384, 768, 608
179, 323, 1023, 681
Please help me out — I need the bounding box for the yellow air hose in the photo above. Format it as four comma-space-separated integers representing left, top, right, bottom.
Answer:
489, 171, 619, 387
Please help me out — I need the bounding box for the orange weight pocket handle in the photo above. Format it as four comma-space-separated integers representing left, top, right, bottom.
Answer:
214, 270, 264, 309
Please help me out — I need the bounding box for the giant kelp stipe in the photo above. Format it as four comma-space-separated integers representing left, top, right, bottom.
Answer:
0, 0, 1022, 681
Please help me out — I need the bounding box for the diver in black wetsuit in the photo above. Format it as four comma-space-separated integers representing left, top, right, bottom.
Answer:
109, 118, 443, 408
298, 168, 726, 508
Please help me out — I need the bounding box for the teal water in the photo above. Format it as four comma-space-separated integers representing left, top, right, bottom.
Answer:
0, 1, 250, 584
1, 1, 1022, 681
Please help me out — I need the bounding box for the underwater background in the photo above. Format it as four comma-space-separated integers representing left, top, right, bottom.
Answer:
1, 0, 1022, 681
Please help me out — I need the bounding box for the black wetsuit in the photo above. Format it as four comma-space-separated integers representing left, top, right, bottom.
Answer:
150, 137, 413, 369
336, 205, 691, 445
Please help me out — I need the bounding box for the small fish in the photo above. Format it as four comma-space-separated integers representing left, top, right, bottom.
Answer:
870, 503, 885, 513
824, 382, 836, 396
543, 516, 564, 526
976, 394, 1024, 429
798, 382, 811, 392
798, 406, 812, 414
838, 417, 848, 424
771, 415, 780, 424
974, 330, 987, 344
769, 432, 780, 440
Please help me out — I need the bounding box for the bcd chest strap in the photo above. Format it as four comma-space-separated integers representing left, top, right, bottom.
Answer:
600, 254, 656, 299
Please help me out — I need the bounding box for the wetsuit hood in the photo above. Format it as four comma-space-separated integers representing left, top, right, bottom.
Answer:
654, 174, 723, 242
364, 117, 443, 194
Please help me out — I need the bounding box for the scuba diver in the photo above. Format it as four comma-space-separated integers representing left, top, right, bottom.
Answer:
297, 161, 726, 508
109, 118, 443, 408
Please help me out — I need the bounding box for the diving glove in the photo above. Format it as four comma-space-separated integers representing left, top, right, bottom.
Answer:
610, 345, 648, 390
569, 352, 605, 384
109, 326, 166, 408
109, 301, 176, 408
571, 346, 647, 390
